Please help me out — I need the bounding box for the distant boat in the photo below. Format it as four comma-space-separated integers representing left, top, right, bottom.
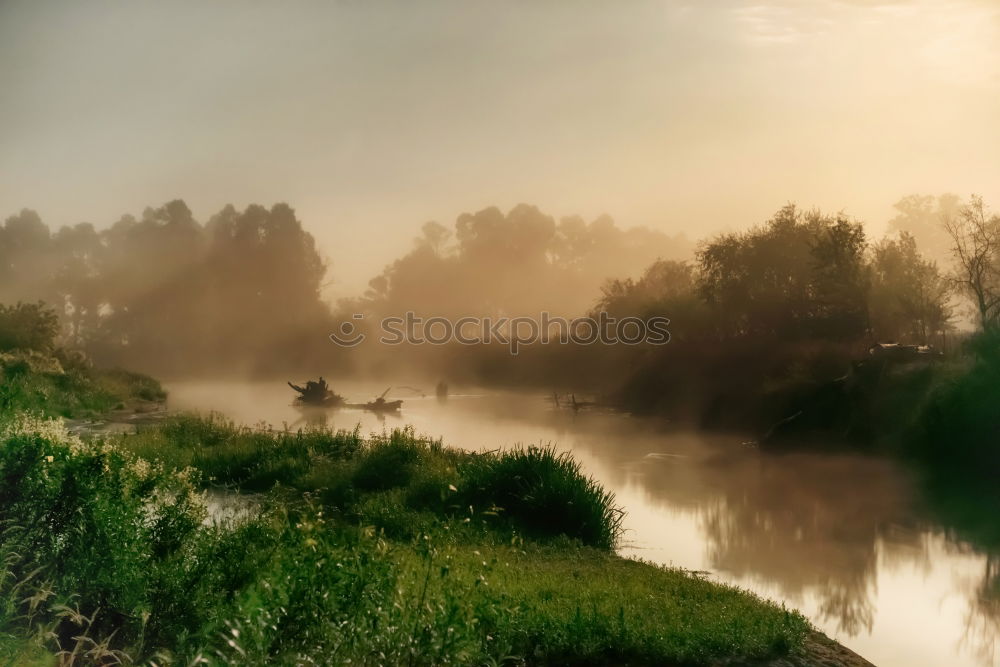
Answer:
361, 397, 403, 412
345, 387, 403, 413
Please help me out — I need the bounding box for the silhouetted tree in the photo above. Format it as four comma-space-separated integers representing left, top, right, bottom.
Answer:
597, 260, 703, 341
0, 209, 56, 305
944, 196, 1000, 331
697, 205, 870, 342
868, 232, 951, 342
810, 216, 870, 340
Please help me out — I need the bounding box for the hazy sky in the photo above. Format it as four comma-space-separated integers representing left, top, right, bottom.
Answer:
2, 0, 998, 296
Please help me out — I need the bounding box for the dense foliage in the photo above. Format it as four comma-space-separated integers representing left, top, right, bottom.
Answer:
914, 329, 1000, 475
0, 302, 59, 353
599, 203, 954, 348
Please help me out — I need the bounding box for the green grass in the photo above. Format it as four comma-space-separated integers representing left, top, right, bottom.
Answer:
0, 350, 165, 418
123, 415, 624, 549
0, 635, 52, 666
391, 541, 805, 666
0, 413, 810, 665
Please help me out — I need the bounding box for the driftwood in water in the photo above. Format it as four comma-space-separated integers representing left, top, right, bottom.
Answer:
288, 378, 344, 406
550, 392, 597, 411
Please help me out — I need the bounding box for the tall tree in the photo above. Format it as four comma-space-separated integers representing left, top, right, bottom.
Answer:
887, 194, 960, 266
868, 232, 951, 342
943, 196, 1000, 331
810, 216, 870, 341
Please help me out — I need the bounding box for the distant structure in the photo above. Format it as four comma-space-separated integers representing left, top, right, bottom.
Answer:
868, 342, 940, 361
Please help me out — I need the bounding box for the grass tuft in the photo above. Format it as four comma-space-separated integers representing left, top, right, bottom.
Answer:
459, 446, 624, 551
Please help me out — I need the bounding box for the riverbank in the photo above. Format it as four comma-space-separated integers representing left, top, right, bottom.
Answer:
0, 348, 165, 417
0, 348, 875, 665
0, 406, 881, 665
613, 332, 1000, 479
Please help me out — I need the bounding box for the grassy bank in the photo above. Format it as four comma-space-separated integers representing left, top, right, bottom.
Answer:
0, 349, 165, 418
0, 413, 812, 665
124, 416, 623, 549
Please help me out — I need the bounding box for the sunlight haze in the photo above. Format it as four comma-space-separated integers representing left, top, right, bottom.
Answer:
5, 5, 1000, 666
2, 0, 998, 296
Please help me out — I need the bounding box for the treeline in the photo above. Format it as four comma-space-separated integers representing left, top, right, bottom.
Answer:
600, 203, 952, 346
599, 197, 1000, 426
603, 196, 1000, 474
350, 199, 963, 398
346, 203, 693, 318
0, 200, 333, 375
2, 193, 991, 393
1, 200, 691, 376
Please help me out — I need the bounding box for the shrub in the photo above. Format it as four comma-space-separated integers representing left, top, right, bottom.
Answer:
458, 446, 625, 550
0, 415, 205, 652
92, 368, 167, 403
914, 341, 1000, 474
351, 433, 424, 491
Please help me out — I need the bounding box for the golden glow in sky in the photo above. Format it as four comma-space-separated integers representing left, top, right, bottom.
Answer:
1, 0, 998, 294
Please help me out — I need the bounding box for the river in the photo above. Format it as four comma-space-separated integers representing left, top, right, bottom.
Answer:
166, 380, 1000, 667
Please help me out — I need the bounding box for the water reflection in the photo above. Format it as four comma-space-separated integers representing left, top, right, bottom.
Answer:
922, 478, 1000, 666
165, 381, 1000, 667
955, 555, 1000, 666
291, 405, 331, 430
696, 454, 914, 636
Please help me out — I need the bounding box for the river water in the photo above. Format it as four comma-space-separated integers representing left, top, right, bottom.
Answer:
167, 380, 1000, 667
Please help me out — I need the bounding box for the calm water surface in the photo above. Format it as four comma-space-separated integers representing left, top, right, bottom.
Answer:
167, 380, 1000, 667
